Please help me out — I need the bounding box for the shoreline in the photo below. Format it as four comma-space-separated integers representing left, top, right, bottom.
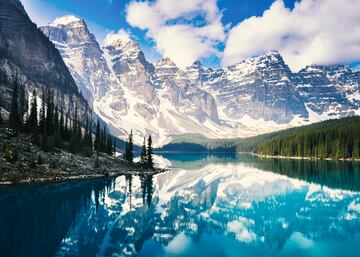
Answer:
0, 129, 167, 186
0, 168, 167, 186
251, 152, 360, 162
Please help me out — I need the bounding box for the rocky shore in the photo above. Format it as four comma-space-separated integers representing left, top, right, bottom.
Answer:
0, 128, 165, 185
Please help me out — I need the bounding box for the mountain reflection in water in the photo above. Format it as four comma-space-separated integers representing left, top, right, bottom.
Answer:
0, 154, 360, 257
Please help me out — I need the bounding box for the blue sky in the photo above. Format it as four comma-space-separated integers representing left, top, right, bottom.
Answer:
22, 0, 360, 70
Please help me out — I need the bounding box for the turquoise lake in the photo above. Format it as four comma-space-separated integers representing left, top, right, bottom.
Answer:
1, 154, 360, 257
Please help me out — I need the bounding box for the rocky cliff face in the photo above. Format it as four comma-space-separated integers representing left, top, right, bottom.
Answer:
42, 21, 224, 145
294, 65, 360, 118
0, 1, 90, 121
194, 51, 308, 123
41, 16, 360, 145
41, 16, 114, 105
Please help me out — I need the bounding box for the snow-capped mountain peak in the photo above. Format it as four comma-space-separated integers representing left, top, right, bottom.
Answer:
41, 16, 114, 103
155, 57, 177, 68
189, 60, 203, 69
41, 17, 360, 146
50, 15, 83, 27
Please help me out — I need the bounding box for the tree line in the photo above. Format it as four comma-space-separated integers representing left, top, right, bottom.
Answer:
2, 76, 116, 156
1, 76, 155, 169
254, 116, 360, 159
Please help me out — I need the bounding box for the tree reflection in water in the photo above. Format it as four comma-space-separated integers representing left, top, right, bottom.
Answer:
1, 155, 360, 257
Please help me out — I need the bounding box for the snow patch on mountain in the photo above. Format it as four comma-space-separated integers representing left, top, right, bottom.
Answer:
50, 15, 81, 26
41, 16, 360, 146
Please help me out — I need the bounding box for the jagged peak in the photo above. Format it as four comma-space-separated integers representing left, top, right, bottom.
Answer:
228, 50, 286, 71
155, 57, 177, 68
49, 15, 84, 27
105, 38, 141, 53
256, 50, 284, 63
264, 50, 281, 56
190, 60, 203, 68
104, 32, 132, 47
300, 64, 350, 74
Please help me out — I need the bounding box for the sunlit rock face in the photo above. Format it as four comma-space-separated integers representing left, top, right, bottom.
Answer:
193, 51, 308, 123
41, 16, 360, 145
41, 16, 115, 104
294, 65, 360, 117
42, 17, 223, 145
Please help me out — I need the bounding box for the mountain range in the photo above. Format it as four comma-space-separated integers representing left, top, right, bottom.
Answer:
1, 3, 359, 147
40, 15, 360, 146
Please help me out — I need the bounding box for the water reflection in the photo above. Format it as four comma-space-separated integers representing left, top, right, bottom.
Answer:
0, 155, 360, 257
160, 153, 360, 192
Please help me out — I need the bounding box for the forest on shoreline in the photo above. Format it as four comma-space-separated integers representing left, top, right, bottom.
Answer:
160, 116, 360, 160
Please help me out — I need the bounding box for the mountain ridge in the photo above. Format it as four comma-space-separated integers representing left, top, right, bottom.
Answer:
40, 15, 360, 146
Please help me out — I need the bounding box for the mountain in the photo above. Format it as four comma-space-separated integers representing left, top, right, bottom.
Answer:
40, 15, 114, 105
294, 65, 360, 118
0, 1, 89, 120
193, 51, 308, 123
41, 16, 360, 146
41, 20, 227, 145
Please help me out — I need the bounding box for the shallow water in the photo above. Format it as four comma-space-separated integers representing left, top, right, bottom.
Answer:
1, 154, 360, 257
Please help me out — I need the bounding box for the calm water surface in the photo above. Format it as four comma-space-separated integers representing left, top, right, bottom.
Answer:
1, 154, 360, 257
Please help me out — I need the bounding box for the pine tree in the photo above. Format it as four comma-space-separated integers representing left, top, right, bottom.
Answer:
83, 116, 89, 148
54, 105, 59, 132
124, 141, 129, 161
18, 83, 27, 129
9, 76, 20, 132
129, 130, 134, 162
59, 108, 64, 140
39, 91, 48, 150
53, 105, 60, 147
147, 135, 154, 169
69, 103, 81, 153
140, 137, 147, 167
26, 89, 38, 133
45, 89, 53, 136
101, 126, 107, 152
63, 114, 68, 140
127, 130, 134, 163
94, 120, 101, 152
113, 137, 116, 154
41, 121, 48, 151
0, 97, 3, 125
39, 92, 46, 134
88, 117, 93, 150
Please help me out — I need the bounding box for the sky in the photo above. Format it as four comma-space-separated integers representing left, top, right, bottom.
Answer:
21, 0, 360, 71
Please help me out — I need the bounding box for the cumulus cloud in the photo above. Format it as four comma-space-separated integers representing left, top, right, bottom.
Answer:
126, 0, 225, 68
103, 29, 132, 46
223, 0, 360, 71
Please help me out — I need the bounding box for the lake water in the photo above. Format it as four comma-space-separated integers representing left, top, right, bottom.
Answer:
1, 154, 360, 257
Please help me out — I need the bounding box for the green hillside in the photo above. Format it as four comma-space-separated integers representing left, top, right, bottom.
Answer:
253, 116, 360, 159
162, 116, 360, 159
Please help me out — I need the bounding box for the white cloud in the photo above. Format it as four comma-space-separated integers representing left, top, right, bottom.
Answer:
103, 29, 132, 46
126, 0, 225, 68
223, 0, 360, 71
